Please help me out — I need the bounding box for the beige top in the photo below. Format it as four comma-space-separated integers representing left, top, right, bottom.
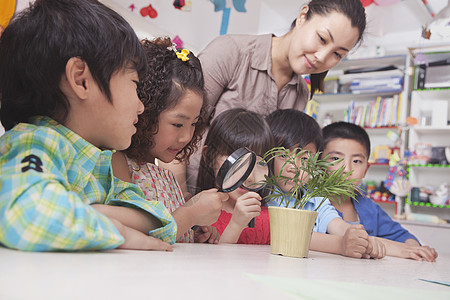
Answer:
198, 33, 309, 122
185, 34, 309, 194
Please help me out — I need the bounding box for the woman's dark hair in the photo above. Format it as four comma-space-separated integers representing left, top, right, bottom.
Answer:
266, 109, 323, 152
0, 0, 147, 130
124, 37, 207, 163
322, 121, 371, 158
291, 0, 366, 99
196, 108, 274, 195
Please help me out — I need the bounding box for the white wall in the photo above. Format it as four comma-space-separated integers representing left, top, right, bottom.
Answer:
11, 0, 450, 57
102, 0, 263, 54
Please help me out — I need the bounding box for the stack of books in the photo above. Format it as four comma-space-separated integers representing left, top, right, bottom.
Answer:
340, 69, 404, 94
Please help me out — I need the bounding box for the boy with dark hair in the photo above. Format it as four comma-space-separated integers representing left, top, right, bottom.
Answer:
322, 121, 438, 261
0, 0, 176, 251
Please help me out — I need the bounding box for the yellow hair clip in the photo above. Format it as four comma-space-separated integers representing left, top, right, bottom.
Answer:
176, 49, 190, 62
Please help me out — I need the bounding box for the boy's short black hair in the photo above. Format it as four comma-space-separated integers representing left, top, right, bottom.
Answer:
265, 109, 323, 152
322, 122, 371, 157
0, 0, 147, 130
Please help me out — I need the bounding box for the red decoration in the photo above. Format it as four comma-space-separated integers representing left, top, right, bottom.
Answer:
360, 0, 374, 7
374, 0, 400, 5
140, 4, 158, 19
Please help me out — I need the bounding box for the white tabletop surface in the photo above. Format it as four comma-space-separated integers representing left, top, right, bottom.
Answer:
1, 243, 449, 300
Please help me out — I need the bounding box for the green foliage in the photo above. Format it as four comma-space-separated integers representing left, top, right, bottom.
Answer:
262, 147, 361, 210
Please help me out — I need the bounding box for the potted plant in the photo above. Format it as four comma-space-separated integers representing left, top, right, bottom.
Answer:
261, 147, 360, 258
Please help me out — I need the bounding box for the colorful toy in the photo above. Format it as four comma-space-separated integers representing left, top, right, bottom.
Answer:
173, 0, 192, 11
372, 145, 391, 164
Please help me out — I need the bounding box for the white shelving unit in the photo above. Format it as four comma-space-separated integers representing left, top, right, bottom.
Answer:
313, 55, 411, 186
405, 48, 450, 223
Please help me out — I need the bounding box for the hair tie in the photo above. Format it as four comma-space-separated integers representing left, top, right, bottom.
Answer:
176, 49, 190, 62
167, 43, 190, 62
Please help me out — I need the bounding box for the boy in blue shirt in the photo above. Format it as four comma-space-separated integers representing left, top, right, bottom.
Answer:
322, 122, 438, 261
266, 109, 385, 259
0, 0, 176, 251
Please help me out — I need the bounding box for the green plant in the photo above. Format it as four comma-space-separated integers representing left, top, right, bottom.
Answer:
262, 147, 361, 210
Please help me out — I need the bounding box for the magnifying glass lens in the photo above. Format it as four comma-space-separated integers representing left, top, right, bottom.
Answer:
242, 156, 268, 191
222, 153, 253, 190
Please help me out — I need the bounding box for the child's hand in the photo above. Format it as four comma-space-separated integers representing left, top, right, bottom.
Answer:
401, 245, 438, 262
366, 236, 386, 259
194, 226, 220, 244
230, 191, 262, 228
189, 188, 228, 226
110, 218, 173, 251
341, 224, 370, 258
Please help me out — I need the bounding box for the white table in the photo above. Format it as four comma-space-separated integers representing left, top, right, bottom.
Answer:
1, 243, 449, 300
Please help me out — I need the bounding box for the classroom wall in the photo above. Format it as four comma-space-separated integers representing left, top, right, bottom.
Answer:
1, 0, 448, 137
101, 0, 450, 57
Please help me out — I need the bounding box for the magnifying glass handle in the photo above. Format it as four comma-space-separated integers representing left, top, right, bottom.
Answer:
248, 218, 255, 228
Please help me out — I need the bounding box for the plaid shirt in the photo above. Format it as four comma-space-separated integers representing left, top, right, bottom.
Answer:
0, 116, 176, 251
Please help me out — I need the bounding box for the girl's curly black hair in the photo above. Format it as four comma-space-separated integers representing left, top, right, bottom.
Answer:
124, 37, 207, 163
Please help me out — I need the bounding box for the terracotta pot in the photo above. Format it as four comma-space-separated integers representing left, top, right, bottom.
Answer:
268, 207, 318, 258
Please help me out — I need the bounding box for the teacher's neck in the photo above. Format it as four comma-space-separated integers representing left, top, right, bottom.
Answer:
271, 33, 295, 92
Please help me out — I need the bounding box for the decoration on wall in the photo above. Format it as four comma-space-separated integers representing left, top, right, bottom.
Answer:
129, 4, 136, 12
361, 0, 403, 7
360, 0, 374, 7
210, 0, 247, 35
141, 4, 158, 19
373, 0, 400, 5
0, 0, 16, 36
172, 35, 184, 48
173, 0, 192, 12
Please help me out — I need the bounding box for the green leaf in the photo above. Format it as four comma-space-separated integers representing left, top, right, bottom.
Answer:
261, 146, 358, 210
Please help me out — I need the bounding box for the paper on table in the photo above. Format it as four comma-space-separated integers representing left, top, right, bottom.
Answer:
246, 274, 450, 300
419, 279, 450, 287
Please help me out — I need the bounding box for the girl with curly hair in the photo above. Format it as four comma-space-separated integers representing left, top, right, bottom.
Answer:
112, 37, 227, 243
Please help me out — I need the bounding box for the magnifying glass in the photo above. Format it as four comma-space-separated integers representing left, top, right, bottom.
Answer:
216, 147, 269, 227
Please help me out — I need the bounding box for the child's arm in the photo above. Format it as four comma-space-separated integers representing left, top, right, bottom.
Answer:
405, 238, 420, 246
376, 237, 438, 262
171, 188, 228, 240
326, 217, 352, 235
109, 177, 177, 244
0, 130, 128, 251
106, 214, 172, 251
326, 216, 386, 259
91, 204, 163, 234
310, 232, 366, 258
219, 192, 262, 244
112, 153, 226, 241
311, 224, 377, 259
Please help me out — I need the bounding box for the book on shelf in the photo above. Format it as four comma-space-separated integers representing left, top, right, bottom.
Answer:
345, 95, 400, 128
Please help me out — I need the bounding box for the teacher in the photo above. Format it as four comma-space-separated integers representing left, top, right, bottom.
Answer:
168, 0, 367, 196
